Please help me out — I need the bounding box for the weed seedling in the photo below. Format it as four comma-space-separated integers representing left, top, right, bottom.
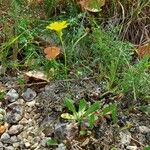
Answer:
61, 98, 100, 129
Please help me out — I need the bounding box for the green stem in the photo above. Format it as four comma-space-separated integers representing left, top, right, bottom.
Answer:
59, 32, 67, 79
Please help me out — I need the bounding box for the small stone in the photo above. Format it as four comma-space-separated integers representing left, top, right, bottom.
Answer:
12, 142, 20, 148
56, 143, 66, 150
5, 146, 14, 150
27, 136, 33, 141
8, 125, 23, 135
10, 136, 18, 143
1, 132, 10, 144
22, 88, 37, 102
5, 89, 19, 102
120, 131, 131, 145
17, 99, 25, 105
6, 105, 24, 124
26, 107, 33, 113
26, 100, 36, 107
31, 143, 39, 149
18, 132, 27, 139
19, 118, 28, 125
24, 142, 30, 148
126, 145, 137, 150
24, 113, 30, 119
139, 126, 150, 134
0, 142, 3, 148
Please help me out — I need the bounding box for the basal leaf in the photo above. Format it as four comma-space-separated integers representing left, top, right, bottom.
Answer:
84, 102, 100, 116
78, 99, 87, 117
64, 98, 76, 114
89, 114, 98, 129
61, 113, 76, 120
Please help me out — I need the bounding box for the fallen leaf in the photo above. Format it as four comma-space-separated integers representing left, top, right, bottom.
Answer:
24, 70, 49, 82
79, 0, 105, 12
137, 43, 150, 58
44, 46, 60, 60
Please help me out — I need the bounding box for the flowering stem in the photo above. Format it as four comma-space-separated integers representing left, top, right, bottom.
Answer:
58, 32, 67, 79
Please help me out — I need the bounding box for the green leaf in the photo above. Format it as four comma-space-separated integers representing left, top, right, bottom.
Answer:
61, 113, 76, 120
111, 104, 117, 123
84, 102, 100, 117
89, 114, 98, 129
78, 99, 87, 117
103, 104, 117, 123
144, 146, 150, 150
46, 139, 58, 146
139, 105, 150, 116
64, 98, 76, 114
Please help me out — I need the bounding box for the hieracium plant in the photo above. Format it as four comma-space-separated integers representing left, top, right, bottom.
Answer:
46, 21, 69, 78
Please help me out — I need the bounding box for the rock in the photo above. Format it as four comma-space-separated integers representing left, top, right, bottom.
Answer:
0, 132, 10, 144
56, 143, 66, 150
17, 132, 27, 140
6, 105, 24, 124
5, 89, 19, 102
0, 142, 3, 148
17, 99, 25, 105
8, 125, 23, 135
27, 136, 33, 141
22, 88, 37, 102
10, 136, 18, 143
24, 142, 31, 148
12, 142, 20, 148
139, 126, 150, 134
19, 118, 28, 125
120, 131, 131, 145
26, 107, 33, 113
31, 143, 39, 149
26, 100, 36, 107
5, 146, 14, 150
126, 145, 137, 150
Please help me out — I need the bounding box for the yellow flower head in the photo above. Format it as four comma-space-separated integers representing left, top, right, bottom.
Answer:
46, 21, 69, 32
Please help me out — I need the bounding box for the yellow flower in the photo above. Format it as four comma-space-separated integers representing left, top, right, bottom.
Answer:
46, 21, 69, 32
